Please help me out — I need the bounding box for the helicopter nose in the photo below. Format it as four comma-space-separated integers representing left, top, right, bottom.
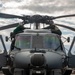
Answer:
31, 53, 45, 66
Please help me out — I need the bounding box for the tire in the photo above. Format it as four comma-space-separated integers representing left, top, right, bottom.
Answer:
63, 70, 72, 75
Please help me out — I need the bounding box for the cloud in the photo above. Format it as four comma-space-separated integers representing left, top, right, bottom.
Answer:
1, 0, 75, 16
13, 0, 75, 14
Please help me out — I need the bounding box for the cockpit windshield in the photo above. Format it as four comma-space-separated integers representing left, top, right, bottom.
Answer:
44, 35, 60, 49
15, 34, 61, 50
15, 35, 31, 49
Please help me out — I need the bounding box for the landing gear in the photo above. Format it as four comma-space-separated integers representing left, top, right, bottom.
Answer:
62, 70, 72, 75
2, 67, 14, 75
13, 69, 25, 75
47, 69, 62, 75
2, 68, 28, 75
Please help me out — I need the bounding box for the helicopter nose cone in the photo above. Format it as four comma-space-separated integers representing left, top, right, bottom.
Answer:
31, 54, 45, 66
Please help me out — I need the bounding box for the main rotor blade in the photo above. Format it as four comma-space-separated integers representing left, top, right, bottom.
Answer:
53, 14, 75, 19
0, 13, 23, 19
55, 23, 75, 31
0, 23, 21, 30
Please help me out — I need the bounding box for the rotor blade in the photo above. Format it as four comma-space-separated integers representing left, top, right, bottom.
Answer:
53, 14, 75, 19
0, 13, 23, 19
55, 23, 75, 31
0, 23, 21, 30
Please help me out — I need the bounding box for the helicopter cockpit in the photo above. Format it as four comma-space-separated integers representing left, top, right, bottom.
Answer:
14, 30, 62, 51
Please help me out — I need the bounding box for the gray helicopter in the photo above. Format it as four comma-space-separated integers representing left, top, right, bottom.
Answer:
0, 13, 75, 75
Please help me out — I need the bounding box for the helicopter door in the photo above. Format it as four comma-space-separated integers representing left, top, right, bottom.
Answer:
68, 37, 75, 68
0, 35, 7, 68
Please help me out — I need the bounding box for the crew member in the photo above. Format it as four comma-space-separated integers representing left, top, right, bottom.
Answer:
43, 20, 62, 35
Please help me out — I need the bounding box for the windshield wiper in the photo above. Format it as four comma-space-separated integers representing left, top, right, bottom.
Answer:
55, 45, 61, 51
14, 46, 21, 51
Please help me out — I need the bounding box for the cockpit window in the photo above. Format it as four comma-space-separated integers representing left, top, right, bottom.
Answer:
15, 34, 61, 50
44, 35, 61, 49
32, 36, 43, 48
15, 35, 31, 49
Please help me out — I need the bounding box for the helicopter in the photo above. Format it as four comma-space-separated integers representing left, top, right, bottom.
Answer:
0, 13, 75, 75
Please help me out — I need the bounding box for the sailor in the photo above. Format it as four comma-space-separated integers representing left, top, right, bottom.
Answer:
43, 20, 62, 35
10, 25, 25, 50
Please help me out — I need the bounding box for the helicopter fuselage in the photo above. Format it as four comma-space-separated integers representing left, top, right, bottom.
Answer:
8, 29, 67, 75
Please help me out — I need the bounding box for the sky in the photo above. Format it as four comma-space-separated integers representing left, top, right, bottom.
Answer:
0, 0, 75, 53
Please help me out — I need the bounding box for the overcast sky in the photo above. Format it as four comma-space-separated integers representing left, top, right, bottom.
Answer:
1, 0, 75, 15
0, 0, 75, 52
